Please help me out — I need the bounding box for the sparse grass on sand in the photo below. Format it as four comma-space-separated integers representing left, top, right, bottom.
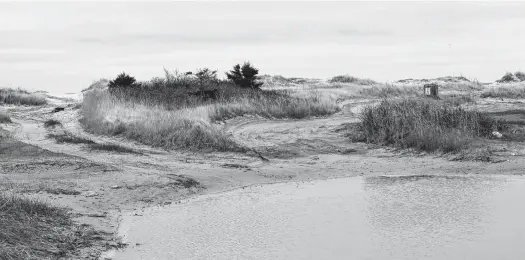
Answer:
0, 193, 104, 259
47, 131, 141, 154
348, 97, 505, 153
48, 132, 96, 145
88, 143, 141, 154
80, 74, 339, 151
481, 85, 525, 99
0, 88, 47, 106
0, 111, 12, 123
356, 84, 420, 98
44, 119, 62, 128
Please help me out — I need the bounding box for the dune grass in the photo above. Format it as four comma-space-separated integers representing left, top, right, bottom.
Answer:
48, 131, 96, 145
0, 193, 103, 259
0, 111, 12, 123
349, 97, 505, 153
88, 143, 141, 154
481, 85, 525, 99
80, 74, 339, 151
0, 88, 47, 106
329, 75, 377, 85
356, 84, 420, 98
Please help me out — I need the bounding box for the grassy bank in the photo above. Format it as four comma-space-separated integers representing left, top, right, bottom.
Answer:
481, 85, 525, 99
0, 193, 104, 259
80, 71, 339, 151
349, 98, 504, 153
0, 88, 47, 106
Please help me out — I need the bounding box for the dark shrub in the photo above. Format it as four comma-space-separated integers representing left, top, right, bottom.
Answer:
515, 71, 525, 81
226, 62, 263, 89
109, 72, 139, 89
496, 72, 519, 83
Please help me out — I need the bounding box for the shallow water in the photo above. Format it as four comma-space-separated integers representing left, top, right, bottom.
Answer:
114, 175, 525, 260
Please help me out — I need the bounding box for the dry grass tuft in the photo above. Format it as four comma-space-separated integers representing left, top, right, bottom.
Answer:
481, 85, 525, 99
0, 111, 12, 124
88, 143, 141, 154
48, 132, 96, 145
349, 97, 505, 153
0, 88, 47, 106
0, 193, 106, 259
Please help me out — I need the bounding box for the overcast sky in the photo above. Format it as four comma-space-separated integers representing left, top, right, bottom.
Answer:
1, 1, 524, 92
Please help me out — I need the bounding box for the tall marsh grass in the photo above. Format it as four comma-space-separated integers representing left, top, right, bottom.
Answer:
351, 98, 504, 153
0, 88, 47, 106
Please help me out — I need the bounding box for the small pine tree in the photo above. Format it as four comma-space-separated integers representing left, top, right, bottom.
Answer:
108, 72, 139, 89
226, 62, 263, 89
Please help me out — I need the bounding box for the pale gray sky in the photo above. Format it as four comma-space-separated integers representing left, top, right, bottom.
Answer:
1, 2, 524, 92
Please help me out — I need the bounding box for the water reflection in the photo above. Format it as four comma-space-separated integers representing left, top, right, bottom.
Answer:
364, 175, 503, 259
114, 175, 525, 260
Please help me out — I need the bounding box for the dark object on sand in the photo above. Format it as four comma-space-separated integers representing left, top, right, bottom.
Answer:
52, 107, 65, 113
423, 83, 439, 99
189, 89, 219, 101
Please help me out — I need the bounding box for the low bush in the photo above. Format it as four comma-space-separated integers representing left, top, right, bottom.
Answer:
0, 88, 47, 106
350, 98, 505, 153
496, 72, 521, 83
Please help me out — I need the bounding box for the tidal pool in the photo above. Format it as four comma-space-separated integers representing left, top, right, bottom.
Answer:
113, 175, 525, 260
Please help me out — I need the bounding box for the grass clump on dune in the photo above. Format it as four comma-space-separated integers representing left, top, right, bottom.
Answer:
79, 68, 339, 151
0, 111, 12, 123
0, 88, 47, 106
0, 193, 104, 259
81, 88, 242, 151
329, 75, 377, 85
350, 98, 505, 153
481, 85, 525, 99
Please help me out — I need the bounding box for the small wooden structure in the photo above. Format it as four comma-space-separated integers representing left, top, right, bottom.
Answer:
423, 83, 439, 99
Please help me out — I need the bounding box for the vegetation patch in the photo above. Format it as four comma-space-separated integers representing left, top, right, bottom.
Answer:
88, 143, 141, 154
496, 72, 525, 83
348, 98, 506, 153
0, 88, 47, 106
329, 75, 377, 85
44, 119, 62, 128
481, 85, 525, 99
48, 132, 96, 145
80, 66, 339, 151
357, 85, 419, 98
0, 193, 107, 259
0, 112, 12, 124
